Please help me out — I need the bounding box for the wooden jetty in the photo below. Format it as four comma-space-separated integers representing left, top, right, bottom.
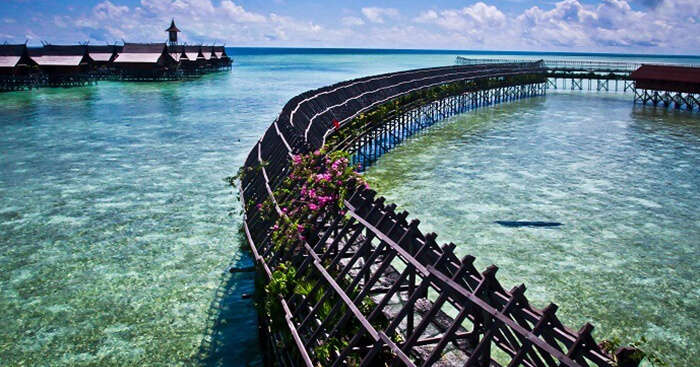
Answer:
0, 20, 233, 91
239, 62, 642, 367
456, 57, 700, 107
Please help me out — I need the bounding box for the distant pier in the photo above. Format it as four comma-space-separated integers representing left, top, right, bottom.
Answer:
456, 57, 700, 110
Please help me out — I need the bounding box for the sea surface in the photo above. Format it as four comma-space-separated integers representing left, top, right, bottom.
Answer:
0, 48, 698, 366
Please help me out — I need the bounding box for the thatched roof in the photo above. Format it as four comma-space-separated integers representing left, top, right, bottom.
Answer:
213, 46, 228, 59
37, 45, 88, 56
29, 45, 90, 66
0, 44, 26, 56
120, 43, 167, 53
0, 56, 21, 68
87, 45, 119, 62
182, 45, 203, 61
631, 64, 700, 84
165, 19, 180, 33
0, 44, 28, 67
201, 46, 216, 59
114, 43, 170, 64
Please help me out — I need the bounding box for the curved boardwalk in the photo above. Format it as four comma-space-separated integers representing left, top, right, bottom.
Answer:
239, 62, 636, 367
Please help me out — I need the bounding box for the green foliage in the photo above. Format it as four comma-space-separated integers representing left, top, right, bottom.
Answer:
313, 337, 348, 364
599, 336, 666, 367
225, 160, 269, 189
326, 73, 546, 150
264, 262, 297, 331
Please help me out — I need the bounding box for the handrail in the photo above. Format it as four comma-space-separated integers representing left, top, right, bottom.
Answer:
455, 56, 700, 71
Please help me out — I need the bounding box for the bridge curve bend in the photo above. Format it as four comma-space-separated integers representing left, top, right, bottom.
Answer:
238, 62, 638, 367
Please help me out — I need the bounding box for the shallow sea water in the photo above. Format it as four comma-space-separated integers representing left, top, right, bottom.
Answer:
0, 50, 698, 366
365, 92, 699, 366
0, 51, 479, 366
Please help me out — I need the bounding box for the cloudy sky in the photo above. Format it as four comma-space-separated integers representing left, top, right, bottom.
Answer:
1, 0, 698, 54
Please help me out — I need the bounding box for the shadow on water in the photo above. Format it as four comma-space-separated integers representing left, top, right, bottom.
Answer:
194, 229, 263, 367
495, 221, 562, 228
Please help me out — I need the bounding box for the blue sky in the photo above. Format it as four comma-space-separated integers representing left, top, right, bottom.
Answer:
1, 0, 698, 54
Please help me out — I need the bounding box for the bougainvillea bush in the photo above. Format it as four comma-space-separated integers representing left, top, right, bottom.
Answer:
246, 148, 371, 361
255, 148, 368, 255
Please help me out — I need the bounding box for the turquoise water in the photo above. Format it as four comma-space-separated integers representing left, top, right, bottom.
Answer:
365, 93, 699, 366
0, 50, 698, 366
0, 50, 498, 366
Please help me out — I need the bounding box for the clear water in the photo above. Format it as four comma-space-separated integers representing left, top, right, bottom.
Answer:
0, 49, 698, 366
0, 50, 508, 366
365, 93, 699, 366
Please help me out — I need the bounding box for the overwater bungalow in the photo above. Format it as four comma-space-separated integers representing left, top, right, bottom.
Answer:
28, 45, 93, 86
183, 45, 204, 62
29, 45, 92, 72
631, 64, 700, 94
178, 45, 205, 74
1, 20, 231, 90
0, 44, 36, 76
0, 44, 39, 90
167, 44, 185, 63
113, 43, 178, 79
213, 46, 232, 68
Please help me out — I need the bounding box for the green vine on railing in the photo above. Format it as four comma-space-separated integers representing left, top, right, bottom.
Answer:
242, 148, 407, 364
326, 73, 545, 150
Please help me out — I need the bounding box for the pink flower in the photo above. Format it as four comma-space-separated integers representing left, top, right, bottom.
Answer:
315, 173, 331, 182
282, 207, 288, 213
313, 150, 321, 156
308, 203, 318, 211
297, 224, 305, 233
272, 224, 279, 230
256, 203, 262, 209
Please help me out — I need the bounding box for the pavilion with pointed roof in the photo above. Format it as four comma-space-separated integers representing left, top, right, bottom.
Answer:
166, 19, 181, 46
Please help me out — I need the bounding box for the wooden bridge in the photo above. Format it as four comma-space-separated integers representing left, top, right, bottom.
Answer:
239, 62, 642, 366
456, 57, 700, 105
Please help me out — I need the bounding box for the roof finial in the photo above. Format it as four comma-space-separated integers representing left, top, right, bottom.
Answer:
166, 19, 180, 33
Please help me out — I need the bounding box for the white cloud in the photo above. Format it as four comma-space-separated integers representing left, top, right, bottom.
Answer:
361, 7, 399, 24
414, 10, 438, 23
341, 16, 364, 27
413, 0, 698, 52
221, 1, 266, 23
1, 0, 697, 53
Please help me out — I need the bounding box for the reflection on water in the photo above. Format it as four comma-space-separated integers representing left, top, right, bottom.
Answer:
365, 93, 699, 366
